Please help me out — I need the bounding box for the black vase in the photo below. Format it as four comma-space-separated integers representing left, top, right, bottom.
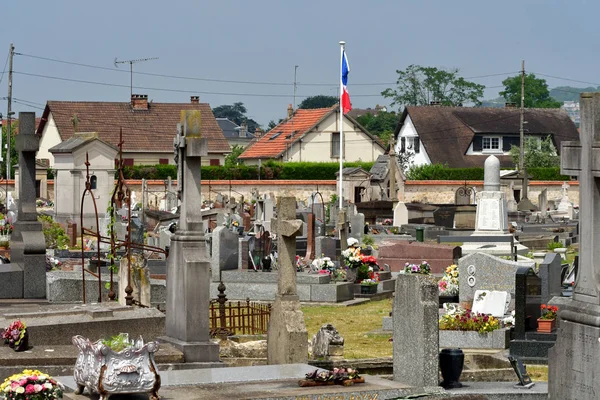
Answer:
12, 330, 28, 352
262, 256, 272, 272
439, 348, 464, 389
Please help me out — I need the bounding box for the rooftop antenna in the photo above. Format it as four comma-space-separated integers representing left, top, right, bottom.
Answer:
114, 56, 159, 98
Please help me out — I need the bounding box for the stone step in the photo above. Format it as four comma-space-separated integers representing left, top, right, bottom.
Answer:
525, 331, 558, 341
355, 290, 394, 301
509, 338, 556, 361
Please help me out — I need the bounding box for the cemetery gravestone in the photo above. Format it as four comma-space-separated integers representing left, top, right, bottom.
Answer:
393, 273, 438, 388
393, 201, 408, 227
161, 110, 220, 365
458, 252, 534, 305
315, 236, 337, 260
538, 189, 548, 217
471, 290, 511, 318
267, 197, 308, 365
455, 186, 472, 205
349, 212, 365, 243
9, 112, 46, 298
508, 356, 534, 389
211, 226, 240, 281
549, 93, 600, 399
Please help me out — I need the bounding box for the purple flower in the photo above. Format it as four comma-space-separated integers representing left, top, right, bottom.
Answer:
411, 265, 419, 272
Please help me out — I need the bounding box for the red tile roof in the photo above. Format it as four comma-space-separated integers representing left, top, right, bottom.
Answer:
37, 101, 230, 153
239, 107, 333, 159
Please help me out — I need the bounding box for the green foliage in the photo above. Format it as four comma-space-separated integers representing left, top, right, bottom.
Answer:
382, 65, 485, 109
224, 145, 245, 167
357, 263, 371, 281
212, 102, 261, 133
101, 333, 133, 352
526, 167, 570, 181
123, 161, 374, 181
509, 136, 559, 169
38, 215, 70, 249
1, 123, 18, 179
500, 74, 562, 108
355, 111, 399, 144
405, 164, 484, 180
298, 95, 338, 109
547, 241, 564, 251
362, 235, 374, 247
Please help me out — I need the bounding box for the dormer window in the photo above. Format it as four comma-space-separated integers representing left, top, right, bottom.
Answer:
482, 136, 500, 152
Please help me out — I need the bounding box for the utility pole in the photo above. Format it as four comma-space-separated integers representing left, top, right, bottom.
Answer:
517, 59, 537, 211
6, 43, 14, 188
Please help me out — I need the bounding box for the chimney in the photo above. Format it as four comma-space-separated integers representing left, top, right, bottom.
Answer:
255, 128, 263, 137
131, 94, 149, 110
505, 102, 517, 108
190, 96, 200, 104
239, 122, 248, 138
429, 101, 442, 106
287, 104, 294, 119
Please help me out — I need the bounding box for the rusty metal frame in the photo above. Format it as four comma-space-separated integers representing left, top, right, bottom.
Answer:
80, 130, 166, 305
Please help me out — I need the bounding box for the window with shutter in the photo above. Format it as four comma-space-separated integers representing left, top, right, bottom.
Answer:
123, 158, 134, 166
414, 138, 420, 154
400, 137, 406, 153
159, 158, 169, 165
210, 159, 220, 166
331, 132, 340, 157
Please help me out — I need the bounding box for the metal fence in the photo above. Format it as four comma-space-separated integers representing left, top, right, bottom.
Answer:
209, 298, 271, 337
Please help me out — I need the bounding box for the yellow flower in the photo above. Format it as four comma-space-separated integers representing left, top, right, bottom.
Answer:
15, 387, 25, 394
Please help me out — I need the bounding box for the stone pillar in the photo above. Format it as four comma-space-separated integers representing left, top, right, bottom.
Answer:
549, 93, 600, 399
267, 197, 308, 364
161, 110, 220, 365
11, 112, 46, 298
337, 209, 348, 247
393, 273, 438, 388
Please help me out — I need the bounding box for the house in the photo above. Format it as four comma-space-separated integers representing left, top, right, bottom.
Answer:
36, 95, 231, 167
239, 104, 385, 164
393, 106, 579, 168
216, 118, 257, 149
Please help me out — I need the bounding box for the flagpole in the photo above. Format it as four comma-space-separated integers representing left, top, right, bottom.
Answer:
339, 41, 345, 211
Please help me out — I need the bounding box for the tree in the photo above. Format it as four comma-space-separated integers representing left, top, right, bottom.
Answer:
500, 74, 561, 108
298, 95, 338, 109
224, 145, 246, 167
355, 111, 399, 144
381, 65, 485, 109
212, 102, 261, 133
509, 136, 559, 169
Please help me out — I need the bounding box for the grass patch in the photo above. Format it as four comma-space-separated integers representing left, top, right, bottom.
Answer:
527, 365, 548, 381
301, 299, 393, 359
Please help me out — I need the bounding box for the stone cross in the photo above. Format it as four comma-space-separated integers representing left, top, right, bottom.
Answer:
268, 196, 308, 365
271, 197, 303, 296
162, 110, 221, 364
561, 181, 570, 198
337, 209, 349, 246
561, 93, 600, 303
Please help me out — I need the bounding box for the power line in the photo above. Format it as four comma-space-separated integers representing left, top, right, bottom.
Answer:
0, 49, 10, 87
15, 52, 518, 87
532, 72, 600, 87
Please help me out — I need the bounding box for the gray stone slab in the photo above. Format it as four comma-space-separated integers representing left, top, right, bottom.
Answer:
211, 282, 311, 302
309, 282, 354, 302
382, 316, 392, 331
448, 381, 548, 400
439, 327, 510, 349
315, 236, 338, 260
538, 252, 563, 305
458, 252, 535, 304
221, 270, 330, 284
393, 273, 438, 388
46, 271, 116, 303
0, 265, 24, 298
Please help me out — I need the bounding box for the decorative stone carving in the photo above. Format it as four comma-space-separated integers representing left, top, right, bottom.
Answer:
72, 335, 161, 400
311, 323, 344, 360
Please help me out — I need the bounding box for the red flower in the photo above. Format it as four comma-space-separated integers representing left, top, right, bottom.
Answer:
541, 304, 547, 310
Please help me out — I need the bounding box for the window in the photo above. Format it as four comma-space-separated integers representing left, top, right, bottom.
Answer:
269, 131, 283, 140
159, 158, 169, 165
90, 175, 97, 190
331, 132, 340, 157
482, 137, 500, 151
123, 158, 134, 166
210, 159, 220, 166
400, 137, 405, 153
400, 137, 419, 154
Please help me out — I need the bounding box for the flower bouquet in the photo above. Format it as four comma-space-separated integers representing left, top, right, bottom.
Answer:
0, 369, 63, 399
403, 261, 431, 275
341, 246, 362, 269
299, 368, 363, 387
1, 320, 28, 352
438, 264, 459, 297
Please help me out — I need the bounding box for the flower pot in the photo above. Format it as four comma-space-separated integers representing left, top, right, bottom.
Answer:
347, 267, 358, 283
12, 330, 28, 352
537, 318, 556, 333
262, 256, 272, 272
360, 284, 378, 294
439, 348, 464, 389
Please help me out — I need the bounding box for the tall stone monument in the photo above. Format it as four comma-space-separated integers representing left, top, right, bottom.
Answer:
9, 112, 46, 298
160, 110, 220, 365
549, 92, 600, 399
267, 196, 308, 364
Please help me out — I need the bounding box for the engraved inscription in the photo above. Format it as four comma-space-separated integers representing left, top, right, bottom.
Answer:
477, 199, 500, 230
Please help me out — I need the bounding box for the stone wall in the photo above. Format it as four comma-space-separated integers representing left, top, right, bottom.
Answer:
6, 179, 580, 208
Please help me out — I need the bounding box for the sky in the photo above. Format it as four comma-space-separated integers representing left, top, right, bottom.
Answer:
0, 0, 597, 126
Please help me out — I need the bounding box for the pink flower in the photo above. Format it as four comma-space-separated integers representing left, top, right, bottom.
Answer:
34, 384, 43, 393
25, 384, 35, 394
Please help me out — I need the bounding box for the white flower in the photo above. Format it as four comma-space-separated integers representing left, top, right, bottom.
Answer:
43, 383, 53, 390
347, 238, 359, 247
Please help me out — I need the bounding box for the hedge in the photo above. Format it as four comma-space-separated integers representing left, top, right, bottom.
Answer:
118, 161, 376, 180
405, 164, 570, 181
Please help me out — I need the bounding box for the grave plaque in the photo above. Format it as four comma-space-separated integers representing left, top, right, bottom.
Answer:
476, 198, 501, 230
508, 355, 534, 389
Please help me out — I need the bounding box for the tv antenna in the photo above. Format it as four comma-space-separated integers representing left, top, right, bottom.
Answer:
114, 56, 159, 98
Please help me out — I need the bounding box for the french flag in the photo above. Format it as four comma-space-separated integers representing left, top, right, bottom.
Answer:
341, 50, 352, 114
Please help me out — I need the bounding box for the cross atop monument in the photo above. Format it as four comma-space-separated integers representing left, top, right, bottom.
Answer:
561, 92, 600, 303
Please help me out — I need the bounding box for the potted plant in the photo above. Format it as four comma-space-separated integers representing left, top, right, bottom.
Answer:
403, 261, 432, 275
438, 305, 508, 349
72, 333, 161, 400
438, 264, 459, 305
2, 320, 28, 352
0, 369, 64, 399
360, 276, 379, 294
537, 304, 558, 333
341, 240, 362, 282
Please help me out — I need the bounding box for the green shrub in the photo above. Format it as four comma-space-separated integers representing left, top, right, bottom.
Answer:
405, 163, 570, 181
547, 241, 564, 251
38, 215, 70, 249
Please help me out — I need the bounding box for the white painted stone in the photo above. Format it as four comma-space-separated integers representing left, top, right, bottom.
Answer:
471, 290, 511, 318
393, 201, 408, 226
